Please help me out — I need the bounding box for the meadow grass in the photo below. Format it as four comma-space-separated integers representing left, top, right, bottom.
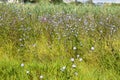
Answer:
0, 2, 120, 80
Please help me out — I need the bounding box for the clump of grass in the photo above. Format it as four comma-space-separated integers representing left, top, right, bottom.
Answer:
0, 2, 120, 80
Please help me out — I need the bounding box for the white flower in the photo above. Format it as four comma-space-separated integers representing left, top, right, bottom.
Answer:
100, 30, 103, 33
70, 58, 74, 62
20, 44, 24, 47
73, 47, 77, 50
62, 66, 66, 70
74, 72, 78, 76
33, 44, 36, 47
60, 66, 66, 72
72, 64, 76, 68
40, 75, 43, 79
17, 49, 20, 52
77, 54, 80, 58
26, 71, 29, 74
91, 47, 95, 51
79, 58, 83, 62
19, 38, 22, 41
21, 63, 24, 67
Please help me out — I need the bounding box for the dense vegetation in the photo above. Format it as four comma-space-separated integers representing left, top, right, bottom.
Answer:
0, 2, 120, 80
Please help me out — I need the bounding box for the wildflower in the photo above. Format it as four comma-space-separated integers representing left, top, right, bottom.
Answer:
74, 72, 78, 76
33, 44, 36, 47
19, 38, 22, 41
73, 47, 77, 50
20, 18, 24, 21
79, 58, 83, 62
72, 64, 76, 68
100, 30, 103, 33
21, 63, 24, 67
60, 66, 66, 72
91, 46, 95, 51
26, 70, 30, 74
40, 75, 43, 79
77, 54, 80, 58
20, 44, 24, 47
41, 17, 47, 22
70, 58, 74, 62
79, 18, 81, 21
17, 49, 20, 52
